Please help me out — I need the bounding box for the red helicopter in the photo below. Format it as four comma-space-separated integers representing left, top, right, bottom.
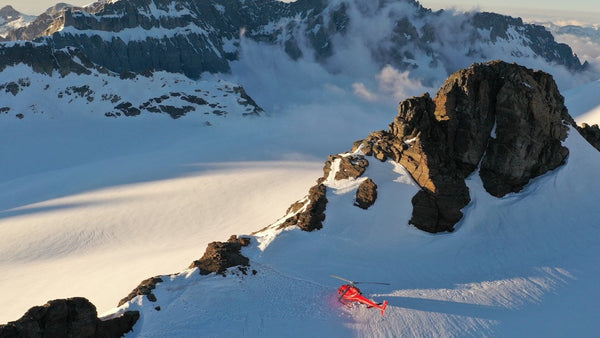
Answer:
331, 275, 389, 316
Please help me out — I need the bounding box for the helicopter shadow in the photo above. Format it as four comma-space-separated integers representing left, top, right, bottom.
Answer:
386, 296, 506, 320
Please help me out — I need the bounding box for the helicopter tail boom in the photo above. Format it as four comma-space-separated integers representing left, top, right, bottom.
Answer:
379, 300, 388, 316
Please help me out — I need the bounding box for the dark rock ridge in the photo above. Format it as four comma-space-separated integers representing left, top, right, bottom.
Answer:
295, 184, 328, 231
189, 235, 252, 275
0, 0, 586, 80
113, 235, 252, 313
118, 276, 164, 307
577, 123, 600, 152
352, 60, 572, 232
0, 297, 139, 338
279, 153, 373, 231
278, 183, 329, 232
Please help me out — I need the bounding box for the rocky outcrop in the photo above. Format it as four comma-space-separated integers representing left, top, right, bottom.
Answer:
353, 61, 572, 232
189, 235, 251, 275
118, 276, 163, 307
322, 154, 369, 181
577, 123, 600, 151
355, 178, 378, 209
334, 155, 369, 180
278, 182, 329, 232
0, 297, 138, 338
435, 60, 571, 197
295, 184, 328, 231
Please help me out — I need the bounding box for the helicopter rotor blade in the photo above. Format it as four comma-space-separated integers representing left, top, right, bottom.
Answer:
354, 281, 391, 286
330, 274, 355, 285
331, 274, 390, 286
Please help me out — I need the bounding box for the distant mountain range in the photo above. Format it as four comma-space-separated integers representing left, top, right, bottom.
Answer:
0, 0, 588, 77
0, 0, 591, 121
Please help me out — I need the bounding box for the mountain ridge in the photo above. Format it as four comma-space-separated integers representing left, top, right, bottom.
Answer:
0, 0, 589, 81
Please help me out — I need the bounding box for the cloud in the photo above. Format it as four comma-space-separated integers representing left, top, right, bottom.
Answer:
376, 65, 430, 100
351, 65, 433, 103
352, 82, 378, 101
553, 34, 600, 72
227, 0, 598, 128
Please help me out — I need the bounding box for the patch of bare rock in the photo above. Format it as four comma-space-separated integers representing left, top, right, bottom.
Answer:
189, 235, 252, 275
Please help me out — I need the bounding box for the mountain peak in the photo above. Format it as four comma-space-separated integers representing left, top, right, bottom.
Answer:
43, 3, 76, 16
0, 5, 22, 19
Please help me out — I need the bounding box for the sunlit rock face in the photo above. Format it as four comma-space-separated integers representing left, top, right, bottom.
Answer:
354, 61, 572, 232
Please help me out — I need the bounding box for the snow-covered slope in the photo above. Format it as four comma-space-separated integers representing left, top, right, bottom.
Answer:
0, 63, 263, 121
0, 114, 326, 324
102, 124, 600, 337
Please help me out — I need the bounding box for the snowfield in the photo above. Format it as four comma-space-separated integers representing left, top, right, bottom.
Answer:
101, 125, 600, 337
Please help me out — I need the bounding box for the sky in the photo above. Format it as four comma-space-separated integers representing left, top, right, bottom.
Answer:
0, 0, 599, 18
419, 0, 600, 25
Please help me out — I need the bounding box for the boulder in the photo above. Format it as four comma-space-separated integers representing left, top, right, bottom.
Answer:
0, 297, 138, 338
354, 178, 378, 210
